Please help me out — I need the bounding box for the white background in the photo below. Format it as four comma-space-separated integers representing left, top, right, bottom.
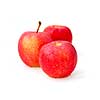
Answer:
0, 0, 100, 100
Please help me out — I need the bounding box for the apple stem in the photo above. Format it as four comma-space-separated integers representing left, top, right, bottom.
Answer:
36, 21, 41, 33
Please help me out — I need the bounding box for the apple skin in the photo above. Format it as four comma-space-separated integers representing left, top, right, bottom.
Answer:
44, 25, 72, 42
18, 31, 52, 67
39, 40, 77, 78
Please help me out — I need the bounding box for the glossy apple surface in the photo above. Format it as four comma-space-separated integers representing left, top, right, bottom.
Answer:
39, 40, 77, 78
44, 25, 72, 42
18, 31, 52, 67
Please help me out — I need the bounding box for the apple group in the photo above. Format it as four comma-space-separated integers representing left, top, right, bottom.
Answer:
18, 21, 77, 78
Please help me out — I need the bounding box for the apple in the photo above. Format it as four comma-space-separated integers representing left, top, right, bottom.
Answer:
18, 21, 52, 67
44, 25, 72, 42
39, 40, 77, 78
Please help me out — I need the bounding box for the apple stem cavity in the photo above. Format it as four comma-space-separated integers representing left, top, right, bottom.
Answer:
36, 21, 41, 33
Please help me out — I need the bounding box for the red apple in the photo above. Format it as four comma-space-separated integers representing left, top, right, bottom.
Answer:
39, 40, 77, 78
44, 25, 72, 42
18, 21, 52, 67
